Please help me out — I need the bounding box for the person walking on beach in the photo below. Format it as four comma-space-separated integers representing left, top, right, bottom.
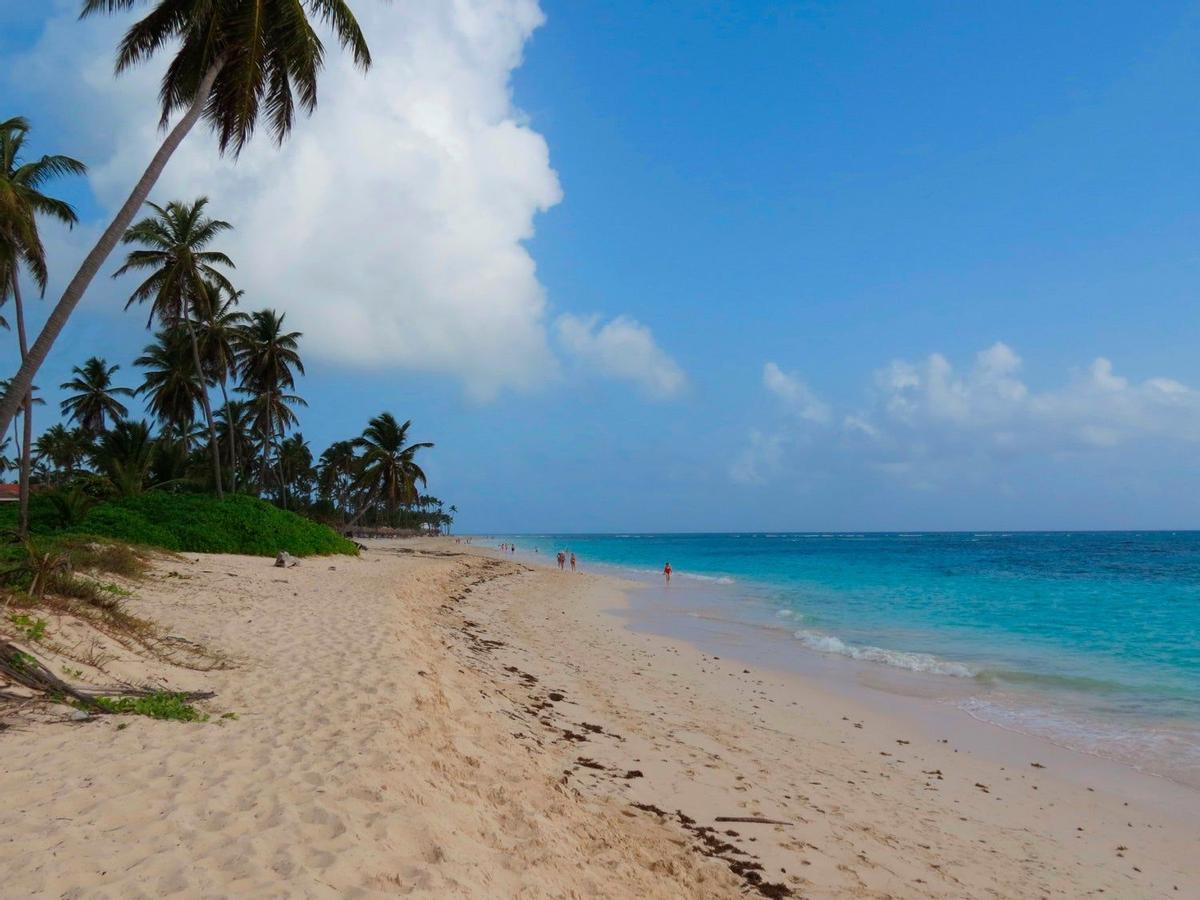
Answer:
663, 561, 672, 584
570, 552, 577, 571
557, 551, 565, 570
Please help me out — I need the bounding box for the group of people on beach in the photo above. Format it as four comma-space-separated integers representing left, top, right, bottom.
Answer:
556, 550, 577, 571
498, 543, 516, 554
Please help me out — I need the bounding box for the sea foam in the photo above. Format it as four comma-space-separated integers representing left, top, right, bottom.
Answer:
792, 629, 975, 677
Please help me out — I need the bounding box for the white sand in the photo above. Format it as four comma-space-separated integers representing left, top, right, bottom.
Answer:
2, 539, 1197, 897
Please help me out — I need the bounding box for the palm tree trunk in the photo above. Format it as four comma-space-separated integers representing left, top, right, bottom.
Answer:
10, 270, 31, 538
0, 60, 225, 440
345, 486, 382, 529
184, 318, 223, 499
219, 378, 238, 493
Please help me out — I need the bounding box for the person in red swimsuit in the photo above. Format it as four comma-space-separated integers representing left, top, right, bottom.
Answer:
663, 561, 672, 584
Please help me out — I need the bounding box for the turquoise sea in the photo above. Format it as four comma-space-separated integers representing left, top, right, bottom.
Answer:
496, 532, 1200, 785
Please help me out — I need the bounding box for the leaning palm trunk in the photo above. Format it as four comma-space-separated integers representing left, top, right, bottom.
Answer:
219, 378, 238, 493
183, 318, 223, 498
0, 62, 224, 440
344, 486, 382, 529
10, 270, 31, 538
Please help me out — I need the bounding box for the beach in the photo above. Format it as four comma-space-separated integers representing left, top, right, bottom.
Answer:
2, 538, 1197, 898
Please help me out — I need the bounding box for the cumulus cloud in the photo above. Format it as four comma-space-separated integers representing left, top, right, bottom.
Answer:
763, 362, 830, 423
871, 342, 1200, 452
556, 313, 686, 399
734, 342, 1200, 488
11, 1, 573, 401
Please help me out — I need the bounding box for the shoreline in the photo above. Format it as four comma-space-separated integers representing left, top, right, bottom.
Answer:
496, 536, 1200, 792
3, 539, 1196, 896
457, 539, 1200, 894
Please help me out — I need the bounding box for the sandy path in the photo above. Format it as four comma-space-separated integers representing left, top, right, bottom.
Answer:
1, 548, 738, 898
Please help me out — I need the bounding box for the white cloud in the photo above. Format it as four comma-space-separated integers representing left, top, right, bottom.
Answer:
763, 362, 830, 423
735, 342, 1200, 487
555, 313, 686, 399
873, 343, 1200, 451
11, 1, 576, 401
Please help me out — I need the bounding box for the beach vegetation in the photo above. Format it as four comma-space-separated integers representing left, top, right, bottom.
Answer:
9, 613, 47, 642
3, 54, 457, 560
349, 414, 434, 525
0, 116, 87, 537
0, 0, 374, 442
89, 691, 206, 722
117, 198, 235, 497
59, 357, 134, 434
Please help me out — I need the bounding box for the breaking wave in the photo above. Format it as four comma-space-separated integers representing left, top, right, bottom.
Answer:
791, 629, 975, 677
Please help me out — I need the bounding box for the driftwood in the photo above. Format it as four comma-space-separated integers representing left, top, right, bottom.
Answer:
0, 641, 91, 703
713, 816, 794, 826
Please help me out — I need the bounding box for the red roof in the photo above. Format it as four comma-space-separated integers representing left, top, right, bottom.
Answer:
0, 484, 19, 500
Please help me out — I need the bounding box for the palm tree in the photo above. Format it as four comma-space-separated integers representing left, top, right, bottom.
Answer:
135, 328, 202, 448
0, 116, 86, 534
0, 1, 373, 438
92, 420, 156, 497
235, 309, 306, 505
115, 198, 233, 496
277, 432, 315, 508
317, 439, 358, 520
196, 281, 248, 489
351, 413, 433, 526
34, 424, 91, 485
215, 399, 255, 494
447, 504, 457, 535
59, 356, 134, 434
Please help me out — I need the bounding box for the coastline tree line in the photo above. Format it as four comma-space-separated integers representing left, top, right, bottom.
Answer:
1, 1, 453, 537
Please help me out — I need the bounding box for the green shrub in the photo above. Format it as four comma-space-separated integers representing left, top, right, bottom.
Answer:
70, 494, 356, 557
90, 691, 207, 722
9, 613, 47, 642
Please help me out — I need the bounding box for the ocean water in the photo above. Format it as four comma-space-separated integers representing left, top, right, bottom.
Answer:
498, 532, 1200, 785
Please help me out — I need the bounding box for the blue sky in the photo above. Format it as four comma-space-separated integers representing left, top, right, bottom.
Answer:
5, 0, 1200, 531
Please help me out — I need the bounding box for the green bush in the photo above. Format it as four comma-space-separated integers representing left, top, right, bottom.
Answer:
68, 494, 357, 557
90, 691, 207, 722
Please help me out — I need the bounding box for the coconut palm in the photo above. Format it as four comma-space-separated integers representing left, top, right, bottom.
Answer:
135, 328, 202, 447
235, 309, 306, 504
317, 439, 357, 520
196, 281, 248, 489
92, 420, 156, 497
215, 399, 255, 493
0, 1, 373, 438
34, 424, 90, 484
277, 432, 315, 507
0, 377, 45, 508
115, 197, 233, 496
59, 356, 134, 434
351, 413, 433, 525
0, 116, 86, 534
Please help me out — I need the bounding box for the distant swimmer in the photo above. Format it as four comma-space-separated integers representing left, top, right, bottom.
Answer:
570, 552, 577, 571
557, 551, 566, 570
663, 561, 672, 584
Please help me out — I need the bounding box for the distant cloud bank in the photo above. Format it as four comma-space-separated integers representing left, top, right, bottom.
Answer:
734, 342, 1200, 486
